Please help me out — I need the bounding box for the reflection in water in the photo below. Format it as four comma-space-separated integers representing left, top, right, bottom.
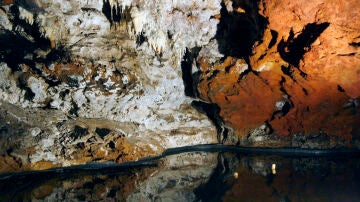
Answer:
196, 153, 360, 202
0, 151, 359, 201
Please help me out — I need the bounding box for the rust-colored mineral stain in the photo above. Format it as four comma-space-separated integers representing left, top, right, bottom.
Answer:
219, 71, 283, 135
270, 77, 356, 139
198, 58, 284, 136
198, 54, 358, 142
196, 0, 360, 145
31, 161, 57, 170
0, 156, 21, 173
0, 0, 14, 5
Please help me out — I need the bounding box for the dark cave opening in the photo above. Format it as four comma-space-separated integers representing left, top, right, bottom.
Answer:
191, 101, 227, 143
180, 47, 201, 98
215, 0, 268, 59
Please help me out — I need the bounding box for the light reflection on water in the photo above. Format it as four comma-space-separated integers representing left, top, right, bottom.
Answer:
0, 151, 359, 202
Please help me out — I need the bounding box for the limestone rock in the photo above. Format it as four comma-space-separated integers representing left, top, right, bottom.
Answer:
0, 0, 219, 172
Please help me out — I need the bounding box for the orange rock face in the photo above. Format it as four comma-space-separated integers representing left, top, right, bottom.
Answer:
197, 0, 360, 147
259, 0, 360, 98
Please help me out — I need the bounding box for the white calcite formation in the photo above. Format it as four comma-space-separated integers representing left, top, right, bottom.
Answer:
0, 0, 221, 169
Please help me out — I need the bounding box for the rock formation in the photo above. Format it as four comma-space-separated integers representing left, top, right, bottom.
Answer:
195, 0, 360, 148
0, 0, 359, 172
0, 0, 220, 172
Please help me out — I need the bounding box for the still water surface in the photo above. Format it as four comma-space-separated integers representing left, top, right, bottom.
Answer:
0, 149, 359, 201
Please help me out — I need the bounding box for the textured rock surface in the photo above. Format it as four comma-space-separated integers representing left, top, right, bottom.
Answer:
195, 0, 360, 148
0, 0, 359, 172
0, 0, 220, 172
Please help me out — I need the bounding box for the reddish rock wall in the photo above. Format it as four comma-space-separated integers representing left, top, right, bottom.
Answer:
196, 0, 360, 148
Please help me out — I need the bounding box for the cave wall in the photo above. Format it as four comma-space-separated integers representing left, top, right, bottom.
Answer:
0, 0, 220, 172
0, 0, 359, 172
196, 0, 360, 147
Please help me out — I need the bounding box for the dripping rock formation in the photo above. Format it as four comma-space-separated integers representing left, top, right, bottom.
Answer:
0, 0, 359, 172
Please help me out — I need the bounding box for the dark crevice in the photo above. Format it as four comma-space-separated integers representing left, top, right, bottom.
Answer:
337, 53, 356, 56
349, 42, 360, 47
280, 65, 295, 81
191, 101, 226, 143
215, 0, 268, 59
269, 76, 294, 121
281, 102, 292, 115
40, 98, 54, 110
279, 76, 290, 98
270, 101, 292, 120
265, 121, 274, 134
81, 7, 97, 12
237, 67, 253, 82
278, 22, 330, 67
70, 125, 88, 140
76, 142, 85, 150
221, 127, 229, 144
24, 87, 35, 101
208, 70, 220, 80
112, 3, 121, 23
337, 85, 345, 93
302, 87, 308, 96
102, 0, 113, 26
237, 54, 256, 83
6, 148, 13, 156
108, 141, 115, 149
42, 45, 71, 65
69, 100, 79, 117
107, 189, 117, 198
136, 32, 146, 47
44, 78, 62, 88
167, 31, 173, 40
17, 75, 35, 101
65, 76, 79, 88
268, 29, 278, 49
102, 0, 131, 27
59, 89, 70, 99
257, 52, 267, 61
299, 71, 307, 78
225, 64, 233, 73
115, 153, 124, 162
95, 128, 111, 139
181, 47, 201, 98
